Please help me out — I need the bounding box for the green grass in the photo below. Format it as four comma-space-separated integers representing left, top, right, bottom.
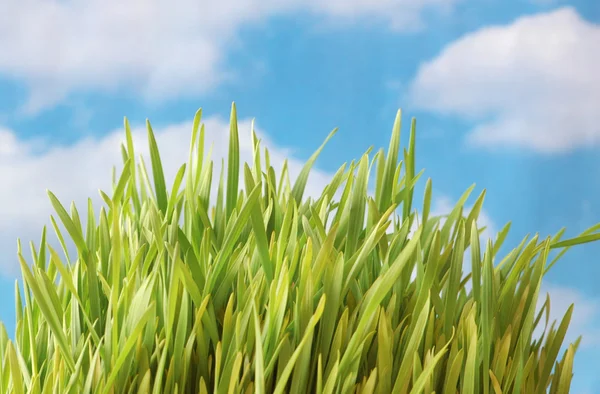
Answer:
1, 103, 598, 393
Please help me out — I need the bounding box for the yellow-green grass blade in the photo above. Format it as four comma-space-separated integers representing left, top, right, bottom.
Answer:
376, 110, 401, 212
226, 103, 240, 220
291, 128, 337, 205
273, 295, 326, 394
146, 120, 168, 214
17, 253, 75, 373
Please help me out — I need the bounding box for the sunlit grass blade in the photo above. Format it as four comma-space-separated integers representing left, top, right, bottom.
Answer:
226, 103, 240, 220
146, 120, 168, 214
291, 128, 337, 205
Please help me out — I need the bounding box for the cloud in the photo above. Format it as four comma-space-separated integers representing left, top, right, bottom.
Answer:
0, 0, 458, 114
409, 7, 600, 153
0, 114, 335, 276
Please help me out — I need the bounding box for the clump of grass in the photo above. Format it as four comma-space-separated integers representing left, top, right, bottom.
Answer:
0, 104, 598, 393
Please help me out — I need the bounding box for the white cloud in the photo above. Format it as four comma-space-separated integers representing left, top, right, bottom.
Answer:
409, 7, 600, 153
0, 0, 458, 114
0, 114, 334, 276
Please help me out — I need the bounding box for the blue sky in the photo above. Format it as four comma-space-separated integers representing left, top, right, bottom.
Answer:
0, 0, 599, 391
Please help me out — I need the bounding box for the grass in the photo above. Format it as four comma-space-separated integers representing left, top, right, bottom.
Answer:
0, 103, 598, 393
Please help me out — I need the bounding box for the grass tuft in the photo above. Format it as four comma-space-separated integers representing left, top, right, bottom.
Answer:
1, 105, 597, 393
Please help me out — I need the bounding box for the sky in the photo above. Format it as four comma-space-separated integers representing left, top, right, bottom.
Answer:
0, 0, 599, 391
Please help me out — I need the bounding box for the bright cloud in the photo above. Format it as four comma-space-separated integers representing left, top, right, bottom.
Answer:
409, 7, 600, 153
0, 0, 458, 114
